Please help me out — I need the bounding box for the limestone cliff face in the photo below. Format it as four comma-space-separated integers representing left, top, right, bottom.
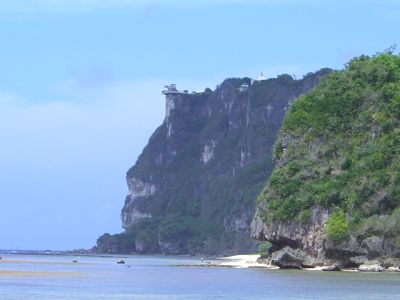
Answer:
252, 206, 329, 254
252, 53, 400, 268
100, 69, 330, 255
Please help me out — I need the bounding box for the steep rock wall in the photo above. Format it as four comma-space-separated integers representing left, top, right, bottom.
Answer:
99, 69, 330, 255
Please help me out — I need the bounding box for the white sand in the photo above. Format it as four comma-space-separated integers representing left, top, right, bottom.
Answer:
304, 266, 324, 271
218, 254, 326, 270
218, 254, 278, 269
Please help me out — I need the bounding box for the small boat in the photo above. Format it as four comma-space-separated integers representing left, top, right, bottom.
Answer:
117, 259, 125, 264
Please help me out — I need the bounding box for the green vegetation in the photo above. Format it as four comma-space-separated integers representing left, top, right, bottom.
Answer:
257, 241, 272, 253
298, 209, 312, 224
258, 51, 400, 240
325, 212, 349, 244
352, 208, 400, 241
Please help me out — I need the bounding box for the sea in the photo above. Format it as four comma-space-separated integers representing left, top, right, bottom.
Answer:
0, 254, 400, 299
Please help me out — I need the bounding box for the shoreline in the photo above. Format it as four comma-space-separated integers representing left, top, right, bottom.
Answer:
2, 252, 399, 273
192, 254, 400, 273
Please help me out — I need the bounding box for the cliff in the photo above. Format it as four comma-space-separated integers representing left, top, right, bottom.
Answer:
97, 69, 330, 255
252, 52, 400, 268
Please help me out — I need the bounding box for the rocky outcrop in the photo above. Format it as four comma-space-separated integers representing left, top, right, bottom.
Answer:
361, 236, 384, 259
252, 52, 400, 268
97, 69, 331, 255
359, 264, 384, 272
121, 176, 154, 228
324, 235, 366, 258
252, 206, 328, 253
322, 265, 341, 271
271, 246, 304, 269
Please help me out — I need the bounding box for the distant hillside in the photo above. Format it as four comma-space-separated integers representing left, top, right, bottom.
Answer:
252, 51, 400, 268
96, 69, 330, 255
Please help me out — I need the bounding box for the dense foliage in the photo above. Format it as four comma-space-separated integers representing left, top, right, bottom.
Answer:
325, 212, 349, 244
97, 215, 223, 254
258, 51, 400, 242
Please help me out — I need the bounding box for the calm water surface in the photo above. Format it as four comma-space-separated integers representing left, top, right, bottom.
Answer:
0, 254, 399, 299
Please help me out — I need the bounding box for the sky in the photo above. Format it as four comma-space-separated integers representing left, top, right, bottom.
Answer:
0, 0, 399, 250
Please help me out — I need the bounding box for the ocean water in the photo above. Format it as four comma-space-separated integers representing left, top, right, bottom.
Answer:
0, 254, 400, 299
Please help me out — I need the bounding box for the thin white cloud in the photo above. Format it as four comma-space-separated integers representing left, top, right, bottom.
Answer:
0, 91, 25, 106
0, 78, 166, 138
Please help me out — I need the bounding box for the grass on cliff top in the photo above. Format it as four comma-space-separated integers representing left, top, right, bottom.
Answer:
258, 50, 400, 244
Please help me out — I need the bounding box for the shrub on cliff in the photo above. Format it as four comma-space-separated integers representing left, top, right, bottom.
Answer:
325, 212, 349, 245
257, 242, 272, 253
258, 51, 400, 231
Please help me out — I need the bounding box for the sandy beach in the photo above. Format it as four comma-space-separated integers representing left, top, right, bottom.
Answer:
217, 255, 390, 272
218, 254, 278, 269
218, 255, 344, 271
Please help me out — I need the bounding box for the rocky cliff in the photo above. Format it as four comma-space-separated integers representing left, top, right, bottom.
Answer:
252, 52, 400, 269
97, 69, 330, 255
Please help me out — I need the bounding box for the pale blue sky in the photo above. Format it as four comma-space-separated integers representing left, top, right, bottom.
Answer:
0, 0, 399, 250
